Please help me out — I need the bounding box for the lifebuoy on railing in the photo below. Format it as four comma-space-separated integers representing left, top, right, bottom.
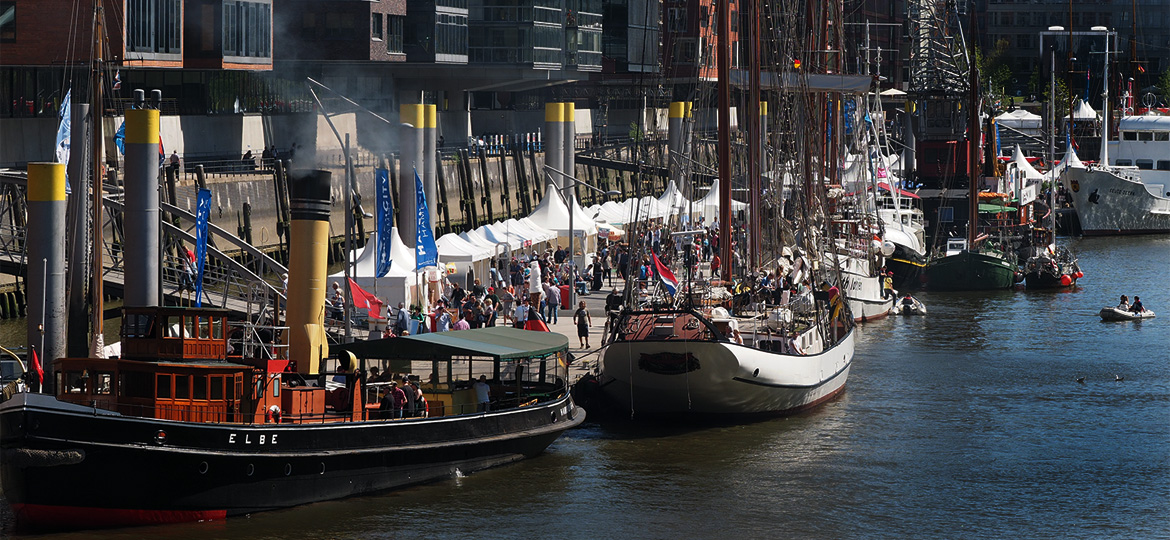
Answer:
266, 405, 282, 424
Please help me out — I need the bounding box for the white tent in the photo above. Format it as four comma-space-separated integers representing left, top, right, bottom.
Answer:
1065, 99, 1099, 121
656, 180, 693, 217
995, 109, 1043, 131
1011, 145, 1045, 181
330, 229, 421, 309
1047, 144, 1085, 182
625, 196, 671, 221
502, 218, 557, 247
697, 178, 748, 224
594, 200, 632, 225
436, 232, 494, 282
527, 183, 598, 266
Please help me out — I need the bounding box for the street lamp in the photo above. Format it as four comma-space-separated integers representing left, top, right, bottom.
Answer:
544, 164, 621, 310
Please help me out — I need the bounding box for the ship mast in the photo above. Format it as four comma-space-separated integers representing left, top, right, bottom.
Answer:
717, 0, 732, 282
746, 0, 761, 271
90, 0, 105, 356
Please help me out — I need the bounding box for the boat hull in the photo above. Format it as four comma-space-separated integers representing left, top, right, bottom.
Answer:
1061, 167, 1170, 235
0, 392, 583, 531
593, 329, 854, 416
924, 251, 1017, 291
1099, 307, 1155, 321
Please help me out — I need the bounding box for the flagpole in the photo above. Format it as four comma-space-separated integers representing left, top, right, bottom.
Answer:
343, 134, 354, 343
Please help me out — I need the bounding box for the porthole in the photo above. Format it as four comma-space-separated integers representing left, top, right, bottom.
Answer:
550, 411, 558, 423
154, 430, 168, 444
753, 368, 760, 377
284, 463, 292, 476
319, 462, 326, 475
198, 461, 209, 475
246, 463, 254, 477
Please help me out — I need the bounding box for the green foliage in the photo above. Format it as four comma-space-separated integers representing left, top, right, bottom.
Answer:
628, 122, 644, 143
1159, 70, 1170, 105
976, 39, 1014, 109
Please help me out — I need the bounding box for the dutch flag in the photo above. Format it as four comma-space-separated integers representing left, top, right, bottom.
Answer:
652, 252, 679, 296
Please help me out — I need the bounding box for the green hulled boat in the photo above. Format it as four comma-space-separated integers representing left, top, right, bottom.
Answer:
924, 238, 1018, 290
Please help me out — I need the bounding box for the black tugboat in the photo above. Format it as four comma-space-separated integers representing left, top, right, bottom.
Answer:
0, 167, 583, 532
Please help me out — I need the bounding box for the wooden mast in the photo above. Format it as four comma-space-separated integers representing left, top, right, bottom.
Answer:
90, 0, 105, 356
967, 56, 981, 246
717, 0, 732, 282
746, 0, 761, 270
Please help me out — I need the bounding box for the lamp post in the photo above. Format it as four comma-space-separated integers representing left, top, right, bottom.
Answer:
544, 164, 621, 310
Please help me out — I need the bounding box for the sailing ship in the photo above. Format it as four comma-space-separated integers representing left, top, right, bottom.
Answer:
574, 0, 856, 418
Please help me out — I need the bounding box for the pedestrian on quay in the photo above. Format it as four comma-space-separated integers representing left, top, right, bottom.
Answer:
574, 301, 591, 349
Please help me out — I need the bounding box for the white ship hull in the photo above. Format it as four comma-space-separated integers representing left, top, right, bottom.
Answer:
837, 255, 895, 321
1062, 166, 1170, 235
597, 322, 854, 416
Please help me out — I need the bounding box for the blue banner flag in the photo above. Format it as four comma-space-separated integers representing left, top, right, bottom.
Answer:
194, 188, 212, 306
114, 121, 126, 155
375, 168, 393, 277
414, 170, 438, 270
55, 90, 72, 194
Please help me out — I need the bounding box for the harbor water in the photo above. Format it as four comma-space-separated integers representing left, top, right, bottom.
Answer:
2, 235, 1168, 539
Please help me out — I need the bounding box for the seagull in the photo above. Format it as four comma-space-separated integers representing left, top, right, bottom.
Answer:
1115, 375, 1124, 382
1076, 377, 1085, 384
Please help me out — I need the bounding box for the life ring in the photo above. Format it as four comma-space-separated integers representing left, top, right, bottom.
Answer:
266, 405, 282, 424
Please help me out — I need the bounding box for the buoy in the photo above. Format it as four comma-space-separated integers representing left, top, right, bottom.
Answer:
1060, 275, 1072, 286
1075, 271, 1083, 279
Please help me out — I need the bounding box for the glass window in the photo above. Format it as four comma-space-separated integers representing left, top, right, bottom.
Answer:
193, 375, 208, 400
210, 375, 224, 400
95, 372, 114, 394
1136, 159, 1154, 170
121, 371, 153, 398
157, 374, 172, 398
1115, 159, 1132, 166
175, 375, 190, 399
372, 13, 383, 40
1138, 132, 1153, 141
123, 313, 155, 338
1123, 132, 1137, 140
388, 15, 404, 53
1157, 160, 1170, 170
1155, 132, 1169, 141
62, 371, 85, 393
0, 2, 15, 42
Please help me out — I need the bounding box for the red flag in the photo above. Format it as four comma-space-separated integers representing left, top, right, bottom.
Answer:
1138, 65, 1146, 74
347, 278, 383, 313
30, 347, 44, 386
524, 319, 550, 332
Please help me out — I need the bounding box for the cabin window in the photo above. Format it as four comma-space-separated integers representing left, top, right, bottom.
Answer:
156, 374, 173, 398
186, 317, 197, 339
1115, 159, 1132, 166
1156, 132, 1170, 141
193, 375, 208, 400
232, 375, 240, 400
198, 317, 211, 339
175, 375, 190, 399
1138, 132, 1153, 141
60, 371, 85, 394
1136, 159, 1154, 170
1123, 132, 1137, 140
165, 316, 183, 337
211, 317, 223, 339
123, 313, 155, 338
95, 372, 113, 395
1158, 161, 1170, 171
210, 375, 224, 400
121, 371, 153, 398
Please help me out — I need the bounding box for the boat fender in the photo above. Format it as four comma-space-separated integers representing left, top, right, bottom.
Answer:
3, 448, 85, 468
1060, 275, 1072, 286
266, 405, 282, 424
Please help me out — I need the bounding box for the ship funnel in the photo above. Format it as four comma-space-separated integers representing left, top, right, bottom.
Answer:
27, 163, 67, 390
285, 169, 331, 375
122, 103, 160, 308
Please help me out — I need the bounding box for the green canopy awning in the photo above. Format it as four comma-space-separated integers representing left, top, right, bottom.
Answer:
335, 327, 568, 362
978, 203, 1017, 213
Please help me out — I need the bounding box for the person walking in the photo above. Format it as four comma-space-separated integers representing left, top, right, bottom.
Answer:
545, 281, 560, 323
573, 301, 592, 349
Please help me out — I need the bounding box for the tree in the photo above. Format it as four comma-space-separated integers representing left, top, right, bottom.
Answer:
1159, 69, 1170, 106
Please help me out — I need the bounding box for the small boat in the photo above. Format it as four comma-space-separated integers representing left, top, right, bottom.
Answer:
1099, 307, 1156, 321
895, 295, 927, 316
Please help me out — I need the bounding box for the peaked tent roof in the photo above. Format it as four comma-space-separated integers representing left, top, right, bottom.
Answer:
1011, 145, 1045, 180
527, 183, 598, 236
1065, 99, 1099, 121
656, 180, 692, 215
436, 232, 494, 262
697, 179, 748, 223
331, 229, 416, 279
